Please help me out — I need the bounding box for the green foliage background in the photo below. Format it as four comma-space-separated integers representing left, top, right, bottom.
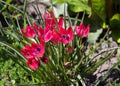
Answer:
52, 0, 120, 43
0, 0, 120, 85
0, 49, 32, 85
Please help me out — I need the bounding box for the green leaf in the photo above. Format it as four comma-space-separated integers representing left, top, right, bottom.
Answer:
0, 0, 23, 13
110, 13, 120, 43
117, 38, 120, 43
82, 52, 114, 77
0, 0, 12, 12
12, 13, 22, 19
52, 0, 65, 4
110, 13, 120, 27
0, 41, 26, 61
67, 0, 91, 14
57, 0, 64, 3
92, 0, 106, 21
6, 0, 12, 3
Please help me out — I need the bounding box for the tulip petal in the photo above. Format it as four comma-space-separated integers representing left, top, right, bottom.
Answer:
26, 58, 40, 70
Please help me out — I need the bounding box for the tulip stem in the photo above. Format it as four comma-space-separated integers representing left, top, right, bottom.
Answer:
81, 11, 85, 24
74, 13, 80, 26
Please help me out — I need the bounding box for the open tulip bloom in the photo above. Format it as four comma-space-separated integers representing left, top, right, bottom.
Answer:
1, 9, 115, 85
19, 10, 91, 85
0, 2, 119, 85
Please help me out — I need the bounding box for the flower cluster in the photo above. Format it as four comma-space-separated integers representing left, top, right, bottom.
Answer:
21, 11, 90, 70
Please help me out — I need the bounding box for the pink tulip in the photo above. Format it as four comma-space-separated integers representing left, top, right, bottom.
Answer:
51, 30, 60, 44
75, 23, 90, 38
21, 45, 34, 59
31, 42, 45, 58
21, 42, 45, 59
21, 25, 36, 38
59, 27, 73, 44
26, 58, 40, 70
66, 46, 74, 53
43, 11, 64, 29
64, 62, 70, 68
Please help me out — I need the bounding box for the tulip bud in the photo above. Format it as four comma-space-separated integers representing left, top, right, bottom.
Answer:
64, 62, 70, 68
66, 46, 74, 54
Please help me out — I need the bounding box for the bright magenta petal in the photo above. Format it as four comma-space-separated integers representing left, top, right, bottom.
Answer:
67, 26, 73, 43
60, 27, 73, 44
21, 25, 36, 38
21, 45, 34, 59
58, 17, 64, 27
51, 30, 60, 44
26, 58, 40, 70
31, 42, 45, 58
79, 23, 85, 30
83, 25, 90, 37
75, 23, 90, 38
44, 30, 53, 42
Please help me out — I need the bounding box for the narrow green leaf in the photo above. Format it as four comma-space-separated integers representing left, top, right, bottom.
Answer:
0, 0, 23, 13
82, 52, 114, 77
0, 41, 26, 61
23, 0, 27, 29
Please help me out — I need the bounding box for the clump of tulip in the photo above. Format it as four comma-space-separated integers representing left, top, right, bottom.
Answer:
20, 10, 90, 70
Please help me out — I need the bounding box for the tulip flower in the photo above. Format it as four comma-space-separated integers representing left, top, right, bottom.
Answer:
51, 30, 60, 44
31, 42, 45, 58
26, 58, 40, 70
43, 11, 56, 27
58, 17, 64, 28
21, 25, 36, 38
64, 62, 70, 68
41, 56, 49, 64
21, 45, 34, 59
43, 11, 64, 30
59, 27, 73, 44
34, 23, 53, 43
34, 23, 44, 38
75, 23, 90, 38
66, 46, 74, 53
43, 26, 53, 42
21, 42, 45, 59
34, 23, 44, 42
